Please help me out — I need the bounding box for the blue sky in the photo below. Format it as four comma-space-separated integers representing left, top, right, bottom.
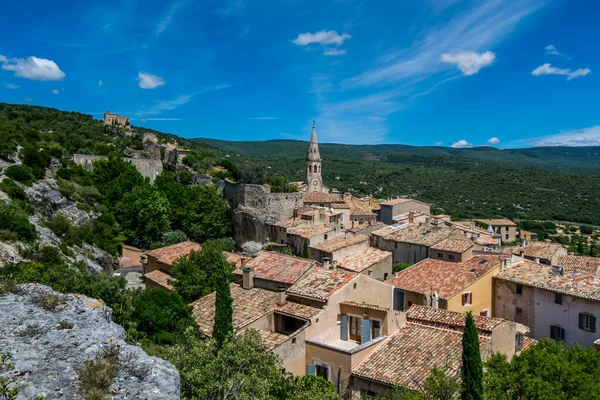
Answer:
0, 0, 598, 148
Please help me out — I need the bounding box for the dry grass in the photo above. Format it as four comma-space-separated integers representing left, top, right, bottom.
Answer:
77, 345, 119, 400
30, 292, 66, 312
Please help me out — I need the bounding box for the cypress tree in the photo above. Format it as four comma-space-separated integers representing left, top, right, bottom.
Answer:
302, 239, 309, 259
212, 264, 233, 347
461, 312, 483, 400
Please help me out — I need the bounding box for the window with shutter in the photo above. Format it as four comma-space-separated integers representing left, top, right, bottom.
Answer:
340, 315, 348, 341
579, 313, 596, 332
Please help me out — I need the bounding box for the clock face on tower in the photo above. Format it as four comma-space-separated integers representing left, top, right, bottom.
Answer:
312, 179, 319, 187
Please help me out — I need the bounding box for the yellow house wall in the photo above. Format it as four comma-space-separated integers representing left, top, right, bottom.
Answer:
446, 265, 501, 316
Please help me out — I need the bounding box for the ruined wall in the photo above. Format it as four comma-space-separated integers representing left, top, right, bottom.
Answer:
221, 181, 304, 245
73, 154, 163, 183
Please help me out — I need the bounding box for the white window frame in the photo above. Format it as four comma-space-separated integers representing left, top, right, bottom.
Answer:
480, 308, 489, 317
582, 313, 595, 332
463, 291, 472, 306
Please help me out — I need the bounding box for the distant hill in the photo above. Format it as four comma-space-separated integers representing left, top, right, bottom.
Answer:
195, 138, 600, 174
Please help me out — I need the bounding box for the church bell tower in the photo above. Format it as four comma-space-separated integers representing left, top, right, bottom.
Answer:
305, 121, 326, 193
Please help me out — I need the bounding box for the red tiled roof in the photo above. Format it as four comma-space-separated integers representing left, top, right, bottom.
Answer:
352, 322, 489, 389
431, 238, 474, 253
287, 268, 356, 301
252, 329, 294, 349
232, 251, 316, 285
190, 283, 278, 337
512, 242, 567, 261
143, 270, 174, 291
339, 300, 388, 312
406, 305, 504, 333
275, 301, 323, 320
223, 251, 243, 268
372, 224, 457, 247
522, 337, 537, 351
145, 241, 201, 266
336, 247, 392, 273
302, 192, 344, 204
475, 219, 517, 227
385, 255, 501, 300
495, 259, 600, 302
286, 225, 335, 239
309, 234, 369, 253
557, 255, 600, 273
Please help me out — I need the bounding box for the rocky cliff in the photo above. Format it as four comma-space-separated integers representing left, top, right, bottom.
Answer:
0, 284, 180, 399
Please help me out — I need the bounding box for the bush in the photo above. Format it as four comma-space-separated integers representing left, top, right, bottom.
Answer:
581, 225, 594, 235
5, 165, 32, 185
0, 178, 27, 201
57, 179, 77, 198
77, 345, 119, 400
162, 230, 187, 246
130, 289, 195, 340
0, 203, 37, 241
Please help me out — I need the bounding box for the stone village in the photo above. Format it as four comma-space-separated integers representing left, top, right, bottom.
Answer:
116, 121, 600, 398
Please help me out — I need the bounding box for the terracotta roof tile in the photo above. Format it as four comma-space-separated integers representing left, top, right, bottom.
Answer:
232, 251, 316, 285
352, 323, 489, 389
339, 300, 388, 312
143, 270, 174, 291
557, 255, 600, 274
431, 238, 474, 253
385, 255, 501, 300
223, 251, 243, 268
495, 260, 600, 302
350, 221, 386, 235
522, 336, 537, 351
252, 329, 293, 349
310, 234, 369, 253
302, 192, 344, 204
287, 268, 356, 301
336, 247, 392, 273
372, 224, 457, 247
474, 219, 517, 227
190, 283, 278, 337
512, 242, 567, 261
145, 241, 201, 266
275, 301, 323, 320
406, 305, 504, 333
380, 197, 413, 206
273, 217, 309, 228
287, 225, 335, 239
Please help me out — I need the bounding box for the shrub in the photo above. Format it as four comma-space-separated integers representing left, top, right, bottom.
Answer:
0, 178, 27, 201
30, 292, 66, 312
5, 165, 32, 185
0, 353, 20, 400
78, 186, 102, 202
0, 205, 37, 241
57, 320, 74, 330
77, 345, 119, 400
57, 179, 77, 198
162, 230, 187, 246
46, 213, 72, 237
581, 225, 594, 235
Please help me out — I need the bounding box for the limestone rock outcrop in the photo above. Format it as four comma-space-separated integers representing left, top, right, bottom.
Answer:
0, 284, 180, 399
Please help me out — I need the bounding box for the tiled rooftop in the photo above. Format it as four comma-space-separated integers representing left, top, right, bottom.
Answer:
223, 251, 243, 268
191, 283, 278, 337
352, 322, 489, 389
286, 225, 335, 239
495, 259, 600, 302
300, 208, 342, 217
385, 255, 501, 300
475, 235, 499, 246
431, 238, 474, 253
336, 247, 392, 273
275, 301, 323, 320
302, 192, 344, 204
273, 217, 308, 228
339, 300, 389, 312
252, 329, 294, 349
350, 221, 386, 235
287, 268, 356, 301
310, 234, 369, 253
380, 197, 412, 206
406, 305, 504, 333
232, 251, 316, 285
522, 336, 537, 351
475, 218, 517, 227
372, 223, 456, 247
145, 241, 201, 266
557, 255, 600, 274
512, 242, 566, 261
143, 269, 174, 291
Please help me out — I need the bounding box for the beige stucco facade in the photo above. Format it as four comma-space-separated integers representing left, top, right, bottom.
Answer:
445, 264, 501, 317
310, 239, 370, 264
379, 200, 430, 225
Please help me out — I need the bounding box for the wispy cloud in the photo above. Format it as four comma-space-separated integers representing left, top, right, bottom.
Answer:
527, 126, 600, 147
156, 2, 180, 37
531, 63, 591, 81
487, 137, 500, 144
98, 80, 103, 87
248, 117, 280, 120
545, 44, 569, 59
324, 48, 347, 56
440, 50, 495, 75
24, 97, 33, 102
451, 139, 472, 148
137, 72, 165, 89
0, 54, 65, 81
52, 89, 60, 95
135, 84, 231, 116
4, 83, 20, 89
434, 141, 444, 145
292, 30, 351, 46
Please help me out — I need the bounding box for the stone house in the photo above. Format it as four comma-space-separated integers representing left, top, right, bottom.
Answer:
370, 222, 462, 265
348, 306, 532, 398
511, 240, 568, 265
475, 219, 517, 243
286, 225, 344, 256
518, 230, 538, 242
385, 242, 505, 317
493, 256, 600, 347
336, 247, 393, 281
103, 110, 130, 128
309, 234, 370, 264
119, 244, 143, 268
378, 198, 431, 225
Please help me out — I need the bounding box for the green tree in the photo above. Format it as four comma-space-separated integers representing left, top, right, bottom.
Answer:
578, 241, 584, 255
590, 243, 598, 257
461, 312, 483, 400
212, 264, 233, 347
92, 157, 146, 204
302, 239, 309, 259
171, 240, 234, 303
116, 184, 170, 244
288, 375, 339, 400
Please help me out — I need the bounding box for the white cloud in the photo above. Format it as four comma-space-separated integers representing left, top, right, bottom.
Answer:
0, 55, 65, 81
137, 72, 165, 89
24, 97, 33, 102
5, 83, 19, 89
140, 117, 183, 122
451, 139, 472, 148
248, 117, 279, 120
531, 63, 591, 80
440, 50, 495, 75
292, 30, 351, 46
98, 80, 103, 87
487, 137, 500, 144
545, 44, 568, 58
529, 126, 600, 147
434, 141, 444, 145
156, 3, 180, 37
324, 48, 347, 56
52, 89, 60, 95
135, 84, 231, 116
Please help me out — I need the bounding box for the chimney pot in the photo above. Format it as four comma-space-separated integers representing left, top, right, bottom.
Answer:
242, 266, 255, 289
277, 287, 287, 306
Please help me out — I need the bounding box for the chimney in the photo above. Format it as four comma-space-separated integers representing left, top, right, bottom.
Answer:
520, 239, 527, 248
409, 211, 415, 224
535, 257, 540, 264
240, 256, 249, 268
323, 257, 331, 269
519, 251, 525, 258
331, 260, 337, 270
552, 264, 564, 276
469, 223, 475, 232
501, 255, 512, 271
277, 286, 287, 306
242, 266, 255, 289
431, 292, 439, 309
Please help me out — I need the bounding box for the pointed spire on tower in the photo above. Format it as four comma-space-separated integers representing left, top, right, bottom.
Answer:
307, 120, 321, 161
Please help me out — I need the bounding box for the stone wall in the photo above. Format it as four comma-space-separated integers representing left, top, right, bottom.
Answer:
221, 181, 303, 245
73, 154, 163, 183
